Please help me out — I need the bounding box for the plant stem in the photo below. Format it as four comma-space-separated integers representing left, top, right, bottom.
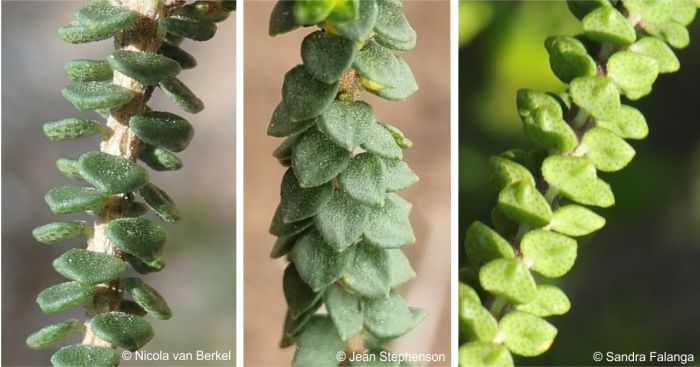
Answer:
82, 0, 168, 348
338, 68, 361, 102
482, 39, 619, 320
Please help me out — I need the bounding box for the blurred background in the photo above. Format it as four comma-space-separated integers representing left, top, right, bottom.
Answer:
459, 1, 700, 365
2, 2, 235, 366
244, 2, 451, 366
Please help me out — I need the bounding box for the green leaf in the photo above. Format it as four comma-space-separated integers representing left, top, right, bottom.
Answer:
268, 102, 318, 137
158, 42, 197, 69
292, 316, 345, 367
106, 218, 166, 263
139, 145, 183, 171
334, 0, 378, 41
44, 186, 107, 215
374, 0, 416, 50
383, 123, 413, 148
567, 0, 611, 19
75, 2, 139, 31
270, 232, 303, 259
319, 100, 375, 150
551, 205, 605, 237
64, 60, 113, 82
324, 285, 363, 340
327, 0, 359, 23
624, 0, 673, 23
458, 342, 514, 367
570, 75, 620, 121
583, 178, 616, 208
62, 82, 134, 111
302, 31, 356, 84
488, 156, 535, 192
280, 169, 334, 222
643, 21, 690, 49
283, 65, 340, 121
51, 345, 119, 367
520, 230, 577, 278
354, 41, 413, 91
339, 153, 386, 206
107, 50, 180, 86
129, 111, 194, 152
671, 0, 697, 26
499, 311, 557, 357
159, 16, 217, 41
459, 295, 499, 342
545, 36, 597, 83
343, 243, 390, 297
284, 264, 324, 319
291, 230, 354, 292
27, 319, 84, 350
497, 181, 552, 228
78, 151, 148, 194
386, 248, 415, 288
36, 281, 95, 314
582, 7, 636, 46
465, 221, 515, 269
582, 126, 636, 172
292, 129, 350, 187
271, 204, 313, 236
363, 291, 415, 339
629, 37, 679, 74
607, 51, 659, 100
32, 221, 90, 245
124, 277, 172, 320
124, 253, 165, 274
541, 155, 597, 204
269, 1, 299, 36
174, 2, 231, 22
499, 149, 541, 175
56, 158, 83, 180
59, 24, 115, 44
459, 282, 481, 305
166, 32, 184, 45
516, 90, 577, 153
383, 158, 418, 191
58, 4, 138, 44
139, 183, 180, 223
43, 118, 105, 141
125, 201, 149, 218
361, 123, 403, 160
596, 104, 648, 140
91, 312, 154, 351
281, 307, 317, 348
120, 300, 148, 316
294, 0, 337, 25
491, 206, 519, 239
516, 285, 571, 317
479, 258, 537, 304
363, 193, 414, 248
53, 248, 125, 284
315, 191, 370, 251
159, 77, 204, 113
355, 43, 418, 101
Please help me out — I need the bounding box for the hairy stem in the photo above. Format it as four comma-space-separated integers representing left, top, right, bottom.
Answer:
337, 68, 361, 102
82, 0, 168, 347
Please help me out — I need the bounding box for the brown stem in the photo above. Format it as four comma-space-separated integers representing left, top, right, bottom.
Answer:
82, 0, 172, 348
337, 68, 361, 102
